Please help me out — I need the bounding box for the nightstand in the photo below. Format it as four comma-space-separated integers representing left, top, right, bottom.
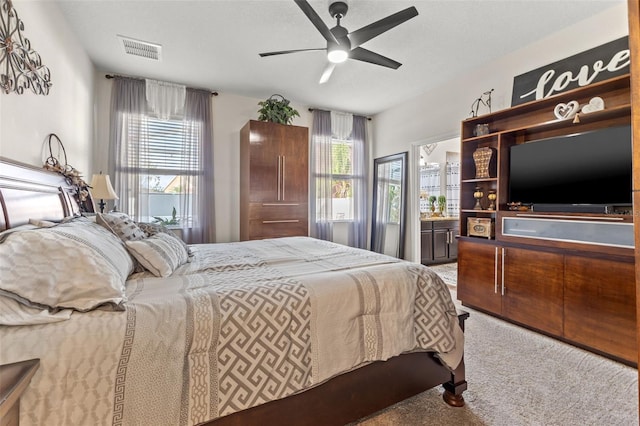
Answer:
0, 359, 40, 426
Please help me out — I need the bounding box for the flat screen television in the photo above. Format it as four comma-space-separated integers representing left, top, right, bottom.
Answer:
509, 124, 632, 212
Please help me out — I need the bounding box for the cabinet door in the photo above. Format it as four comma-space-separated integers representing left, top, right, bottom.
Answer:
279, 126, 309, 203
448, 225, 459, 260
457, 239, 502, 315
420, 230, 433, 264
502, 247, 564, 336
433, 228, 449, 261
248, 122, 281, 203
564, 256, 636, 363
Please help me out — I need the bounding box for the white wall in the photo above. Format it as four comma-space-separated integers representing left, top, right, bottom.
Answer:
371, 3, 629, 262
0, 0, 95, 174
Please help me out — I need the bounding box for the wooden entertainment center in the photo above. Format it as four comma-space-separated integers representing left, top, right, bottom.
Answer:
457, 74, 636, 365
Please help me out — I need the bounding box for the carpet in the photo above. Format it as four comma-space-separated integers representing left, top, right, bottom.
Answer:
428, 262, 458, 287
354, 289, 638, 426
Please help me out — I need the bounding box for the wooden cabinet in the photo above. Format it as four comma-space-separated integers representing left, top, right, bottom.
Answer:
421, 220, 459, 265
240, 120, 309, 240
564, 255, 636, 362
458, 240, 563, 335
457, 75, 636, 364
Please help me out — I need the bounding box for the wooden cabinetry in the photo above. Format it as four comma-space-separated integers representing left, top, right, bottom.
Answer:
457, 74, 636, 364
421, 220, 459, 265
240, 120, 309, 240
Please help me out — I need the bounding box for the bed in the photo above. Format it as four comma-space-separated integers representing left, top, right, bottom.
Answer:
0, 157, 467, 426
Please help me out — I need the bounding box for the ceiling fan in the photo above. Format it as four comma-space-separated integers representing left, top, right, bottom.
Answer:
259, 0, 419, 84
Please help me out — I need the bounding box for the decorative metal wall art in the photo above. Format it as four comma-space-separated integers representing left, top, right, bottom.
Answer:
0, 0, 52, 95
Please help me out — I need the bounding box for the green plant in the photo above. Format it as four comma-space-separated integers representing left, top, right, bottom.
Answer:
257, 94, 300, 125
153, 206, 180, 225
438, 195, 447, 209
428, 195, 437, 212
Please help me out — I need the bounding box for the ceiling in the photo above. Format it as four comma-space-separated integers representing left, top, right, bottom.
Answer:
54, 0, 623, 116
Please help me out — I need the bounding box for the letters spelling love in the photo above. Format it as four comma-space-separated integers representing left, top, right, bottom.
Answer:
519, 49, 630, 101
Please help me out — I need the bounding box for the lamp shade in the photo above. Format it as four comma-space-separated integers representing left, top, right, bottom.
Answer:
90, 173, 119, 201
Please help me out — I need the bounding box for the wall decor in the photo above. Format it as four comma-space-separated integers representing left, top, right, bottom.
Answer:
0, 0, 52, 95
553, 100, 580, 120
469, 89, 494, 117
581, 96, 605, 114
43, 134, 90, 211
511, 36, 628, 106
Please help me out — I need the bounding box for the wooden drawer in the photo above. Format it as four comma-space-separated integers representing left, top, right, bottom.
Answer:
249, 202, 307, 221
249, 218, 308, 239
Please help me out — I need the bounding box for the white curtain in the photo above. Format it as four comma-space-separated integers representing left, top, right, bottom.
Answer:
109, 76, 215, 243
446, 161, 460, 217
145, 79, 186, 120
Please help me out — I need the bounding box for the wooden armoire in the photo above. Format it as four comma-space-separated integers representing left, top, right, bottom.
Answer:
240, 120, 309, 240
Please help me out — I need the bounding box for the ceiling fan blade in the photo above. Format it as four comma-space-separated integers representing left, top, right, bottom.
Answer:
348, 6, 418, 48
319, 63, 336, 84
294, 0, 339, 44
349, 47, 402, 69
259, 48, 325, 57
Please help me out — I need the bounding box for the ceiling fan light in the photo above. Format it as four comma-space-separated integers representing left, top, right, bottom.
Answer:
327, 47, 349, 63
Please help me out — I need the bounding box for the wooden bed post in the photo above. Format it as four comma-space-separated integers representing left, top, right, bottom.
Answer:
442, 310, 469, 407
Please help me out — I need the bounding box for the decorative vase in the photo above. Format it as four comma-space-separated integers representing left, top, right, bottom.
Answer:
487, 190, 497, 210
473, 147, 494, 179
473, 186, 484, 210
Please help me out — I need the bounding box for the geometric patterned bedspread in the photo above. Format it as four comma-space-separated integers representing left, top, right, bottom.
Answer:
0, 237, 463, 425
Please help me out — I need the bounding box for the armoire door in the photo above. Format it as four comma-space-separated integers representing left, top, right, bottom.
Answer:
248, 121, 281, 203
279, 125, 309, 203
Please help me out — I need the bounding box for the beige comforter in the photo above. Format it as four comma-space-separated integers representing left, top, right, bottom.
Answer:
0, 237, 462, 425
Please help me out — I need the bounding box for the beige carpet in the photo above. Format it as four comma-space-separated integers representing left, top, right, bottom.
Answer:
353, 285, 639, 426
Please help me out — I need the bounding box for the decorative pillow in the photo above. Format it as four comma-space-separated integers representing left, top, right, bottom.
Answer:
137, 221, 192, 256
96, 212, 147, 242
0, 219, 133, 312
125, 232, 189, 277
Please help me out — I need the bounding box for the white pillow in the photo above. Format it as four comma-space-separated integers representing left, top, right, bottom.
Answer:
125, 232, 189, 277
0, 220, 133, 312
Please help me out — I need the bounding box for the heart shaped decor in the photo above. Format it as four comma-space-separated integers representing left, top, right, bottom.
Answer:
553, 101, 580, 120
581, 97, 605, 114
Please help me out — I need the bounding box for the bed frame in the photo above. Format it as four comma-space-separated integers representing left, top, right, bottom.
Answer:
0, 156, 468, 426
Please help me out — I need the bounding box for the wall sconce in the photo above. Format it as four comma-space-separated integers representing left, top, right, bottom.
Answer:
0, 0, 52, 95
90, 173, 118, 213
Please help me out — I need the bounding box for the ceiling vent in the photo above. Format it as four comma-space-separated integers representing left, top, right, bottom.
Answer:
118, 35, 162, 61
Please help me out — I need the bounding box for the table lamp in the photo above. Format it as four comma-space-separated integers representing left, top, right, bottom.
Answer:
90, 172, 118, 213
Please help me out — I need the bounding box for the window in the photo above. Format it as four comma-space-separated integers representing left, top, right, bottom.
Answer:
118, 114, 202, 227
314, 137, 363, 221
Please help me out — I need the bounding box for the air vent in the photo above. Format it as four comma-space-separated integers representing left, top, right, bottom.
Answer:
118, 35, 162, 61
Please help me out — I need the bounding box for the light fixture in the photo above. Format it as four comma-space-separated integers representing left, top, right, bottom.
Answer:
90, 172, 119, 213
327, 44, 349, 64
0, 0, 52, 95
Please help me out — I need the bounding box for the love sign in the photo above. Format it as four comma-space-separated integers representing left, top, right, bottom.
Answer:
511, 37, 629, 107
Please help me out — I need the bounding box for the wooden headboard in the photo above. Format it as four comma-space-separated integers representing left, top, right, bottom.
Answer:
0, 157, 94, 231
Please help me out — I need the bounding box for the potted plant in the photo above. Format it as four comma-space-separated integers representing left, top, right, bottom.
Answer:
428, 195, 437, 216
257, 94, 300, 125
438, 195, 447, 216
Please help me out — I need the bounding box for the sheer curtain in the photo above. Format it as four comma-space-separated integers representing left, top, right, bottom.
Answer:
310, 109, 368, 249
446, 161, 460, 217
310, 110, 333, 240
109, 76, 215, 243
350, 115, 367, 249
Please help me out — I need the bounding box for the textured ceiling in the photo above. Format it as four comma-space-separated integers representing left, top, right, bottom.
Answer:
54, 0, 623, 115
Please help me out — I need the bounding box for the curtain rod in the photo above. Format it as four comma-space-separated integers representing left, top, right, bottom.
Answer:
105, 74, 218, 96
308, 107, 372, 121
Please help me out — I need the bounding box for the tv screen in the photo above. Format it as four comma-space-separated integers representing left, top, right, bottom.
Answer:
509, 125, 632, 207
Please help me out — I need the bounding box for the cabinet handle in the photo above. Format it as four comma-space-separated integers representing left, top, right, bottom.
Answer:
501, 248, 506, 296
494, 247, 499, 294
262, 203, 299, 207
277, 156, 282, 201
262, 219, 300, 224
282, 155, 286, 201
